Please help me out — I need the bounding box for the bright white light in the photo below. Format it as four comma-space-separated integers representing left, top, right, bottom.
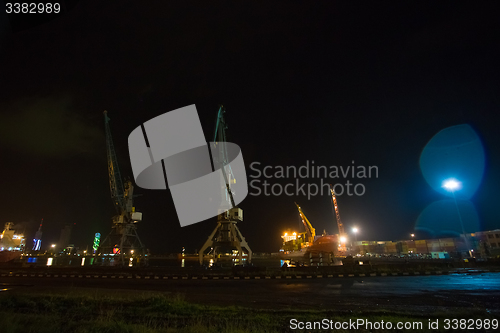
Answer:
51, 244, 56, 248
352, 227, 358, 233
47, 258, 53, 266
339, 236, 347, 243
442, 178, 462, 192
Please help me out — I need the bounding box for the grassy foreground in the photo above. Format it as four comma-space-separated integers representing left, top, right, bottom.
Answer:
0, 291, 495, 333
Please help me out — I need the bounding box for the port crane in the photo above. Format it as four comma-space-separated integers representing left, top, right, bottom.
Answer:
330, 185, 347, 253
294, 202, 316, 245
99, 111, 145, 266
199, 105, 252, 265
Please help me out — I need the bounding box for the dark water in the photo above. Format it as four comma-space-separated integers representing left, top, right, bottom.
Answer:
147, 254, 346, 268
148, 256, 287, 268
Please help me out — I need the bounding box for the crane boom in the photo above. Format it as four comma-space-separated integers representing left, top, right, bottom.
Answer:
294, 202, 316, 244
104, 110, 125, 213
329, 185, 344, 235
213, 105, 236, 209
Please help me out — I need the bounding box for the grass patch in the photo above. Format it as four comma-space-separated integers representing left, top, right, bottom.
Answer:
0, 291, 496, 332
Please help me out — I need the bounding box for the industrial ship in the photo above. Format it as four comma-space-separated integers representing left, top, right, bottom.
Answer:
0, 222, 25, 262
280, 187, 347, 262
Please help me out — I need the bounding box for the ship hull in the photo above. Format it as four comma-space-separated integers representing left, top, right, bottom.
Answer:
279, 250, 307, 260
0, 251, 22, 263
306, 235, 338, 254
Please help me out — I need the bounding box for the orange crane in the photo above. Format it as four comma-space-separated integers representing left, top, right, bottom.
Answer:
294, 202, 316, 245
330, 185, 347, 252
330, 185, 344, 235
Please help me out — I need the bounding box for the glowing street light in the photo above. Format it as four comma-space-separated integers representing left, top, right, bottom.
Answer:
443, 178, 462, 192
351, 227, 359, 255
51, 244, 56, 248
442, 178, 471, 257
339, 236, 347, 243
411, 233, 415, 238
352, 227, 358, 241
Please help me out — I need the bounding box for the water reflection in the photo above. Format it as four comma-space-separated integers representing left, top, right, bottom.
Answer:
145, 257, 288, 268
280, 260, 291, 267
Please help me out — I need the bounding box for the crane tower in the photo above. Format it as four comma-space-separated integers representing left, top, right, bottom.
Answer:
198, 106, 252, 265
99, 111, 145, 266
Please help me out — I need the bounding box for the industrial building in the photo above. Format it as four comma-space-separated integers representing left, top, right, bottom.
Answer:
353, 229, 500, 258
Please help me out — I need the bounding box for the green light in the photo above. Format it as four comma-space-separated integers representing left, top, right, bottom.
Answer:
93, 233, 101, 251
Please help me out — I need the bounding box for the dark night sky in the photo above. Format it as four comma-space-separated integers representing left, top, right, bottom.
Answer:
1, 1, 499, 254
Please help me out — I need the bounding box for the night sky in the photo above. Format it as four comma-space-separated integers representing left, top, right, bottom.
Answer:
1, 2, 499, 254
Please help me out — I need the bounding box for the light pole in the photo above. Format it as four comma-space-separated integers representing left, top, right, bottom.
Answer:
352, 227, 358, 255
443, 178, 471, 258
410, 234, 415, 254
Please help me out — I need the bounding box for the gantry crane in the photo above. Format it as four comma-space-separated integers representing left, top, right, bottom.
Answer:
330, 184, 347, 253
294, 202, 316, 245
199, 105, 252, 265
99, 111, 145, 266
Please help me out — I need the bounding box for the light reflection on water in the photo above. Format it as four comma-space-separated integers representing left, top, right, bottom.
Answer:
147, 257, 342, 268
280, 260, 290, 267
159, 257, 253, 267
271, 273, 500, 297
156, 256, 256, 268
333, 273, 500, 295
